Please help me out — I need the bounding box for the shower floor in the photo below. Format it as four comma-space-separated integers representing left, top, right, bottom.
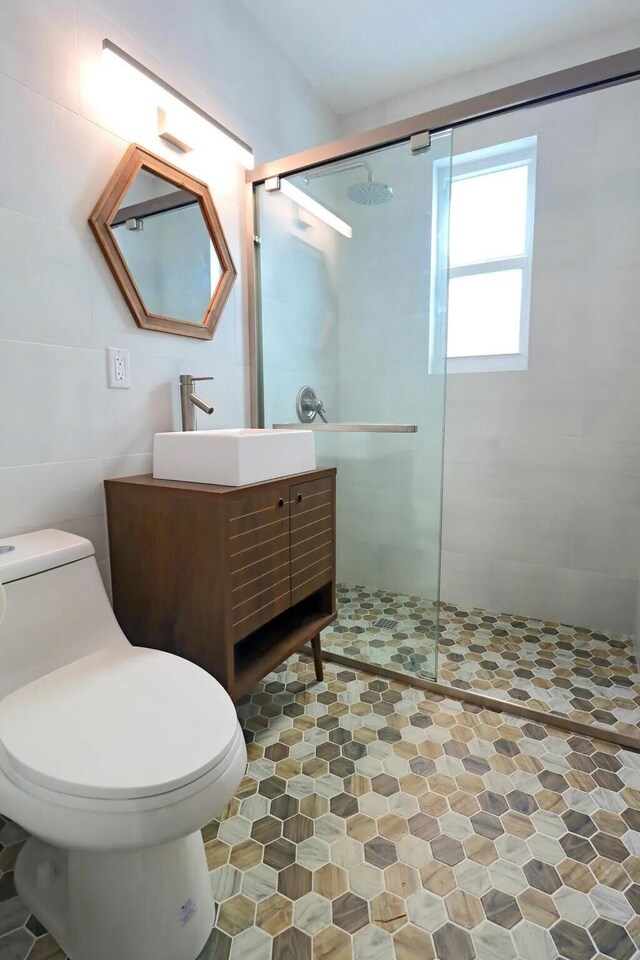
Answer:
322, 583, 640, 737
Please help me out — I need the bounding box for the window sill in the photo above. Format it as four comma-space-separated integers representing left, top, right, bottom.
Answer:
446, 353, 528, 374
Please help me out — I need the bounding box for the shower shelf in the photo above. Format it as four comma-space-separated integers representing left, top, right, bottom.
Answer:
273, 423, 418, 433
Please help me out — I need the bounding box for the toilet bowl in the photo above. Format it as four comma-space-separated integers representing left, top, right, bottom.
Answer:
0, 529, 247, 960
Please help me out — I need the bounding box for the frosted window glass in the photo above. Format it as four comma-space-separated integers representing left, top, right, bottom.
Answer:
447, 270, 523, 358
449, 166, 528, 267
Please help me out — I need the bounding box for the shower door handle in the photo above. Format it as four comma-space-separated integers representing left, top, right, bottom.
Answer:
273, 423, 418, 433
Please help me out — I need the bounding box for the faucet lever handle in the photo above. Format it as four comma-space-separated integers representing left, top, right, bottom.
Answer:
190, 376, 214, 382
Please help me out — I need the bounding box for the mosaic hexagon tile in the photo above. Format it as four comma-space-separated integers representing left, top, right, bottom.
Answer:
322, 584, 640, 737
2, 655, 640, 959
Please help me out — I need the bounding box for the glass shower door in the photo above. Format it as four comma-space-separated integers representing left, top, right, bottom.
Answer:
255, 132, 451, 681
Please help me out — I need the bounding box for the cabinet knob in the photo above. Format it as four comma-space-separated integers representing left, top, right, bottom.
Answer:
277, 498, 285, 508
296, 494, 303, 503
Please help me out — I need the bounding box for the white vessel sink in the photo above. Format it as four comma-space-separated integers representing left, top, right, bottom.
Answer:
153, 428, 316, 487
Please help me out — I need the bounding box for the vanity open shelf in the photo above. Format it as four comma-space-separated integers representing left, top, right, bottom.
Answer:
104, 468, 337, 700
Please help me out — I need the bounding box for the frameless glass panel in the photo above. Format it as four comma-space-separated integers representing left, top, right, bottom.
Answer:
256, 132, 452, 682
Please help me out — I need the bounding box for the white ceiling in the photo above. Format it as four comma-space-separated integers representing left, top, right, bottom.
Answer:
241, 0, 640, 114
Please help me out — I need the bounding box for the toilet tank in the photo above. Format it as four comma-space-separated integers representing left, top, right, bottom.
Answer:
0, 529, 128, 701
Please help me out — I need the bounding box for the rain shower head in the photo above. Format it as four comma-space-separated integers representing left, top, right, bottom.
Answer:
304, 160, 393, 206
347, 180, 393, 205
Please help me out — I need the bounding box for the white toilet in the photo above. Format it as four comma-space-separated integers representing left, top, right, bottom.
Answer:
0, 529, 247, 960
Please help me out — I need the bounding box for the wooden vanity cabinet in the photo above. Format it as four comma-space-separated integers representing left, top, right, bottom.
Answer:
104, 468, 337, 700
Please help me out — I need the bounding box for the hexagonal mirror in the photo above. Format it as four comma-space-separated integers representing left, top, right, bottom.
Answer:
90, 145, 236, 340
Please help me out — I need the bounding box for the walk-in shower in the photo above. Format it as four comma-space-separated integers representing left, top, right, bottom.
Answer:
247, 49, 640, 750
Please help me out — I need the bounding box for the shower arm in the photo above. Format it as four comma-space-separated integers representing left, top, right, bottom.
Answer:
303, 160, 373, 185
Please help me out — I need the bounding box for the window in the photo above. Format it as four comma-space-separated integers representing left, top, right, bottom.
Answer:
432, 137, 537, 373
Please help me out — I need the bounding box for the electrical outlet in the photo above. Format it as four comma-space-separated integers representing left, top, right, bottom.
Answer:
107, 347, 131, 388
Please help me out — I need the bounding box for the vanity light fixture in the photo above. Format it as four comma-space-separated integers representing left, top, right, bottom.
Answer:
102, 39, 254, 169
265, 176, 353, 238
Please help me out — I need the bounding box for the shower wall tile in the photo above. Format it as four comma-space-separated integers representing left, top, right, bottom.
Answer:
336, 538, 383, 591
445, 371, 587, 439
441, 553, 637, 636
442, 496, 574, 569
584, 369, 640, 443
440, 86, 640, 635
554, 568, 638, 636
439, 551, 494, 611
378, 545, 440, 601
571, 506, 640, 579
588, 268, 640, 368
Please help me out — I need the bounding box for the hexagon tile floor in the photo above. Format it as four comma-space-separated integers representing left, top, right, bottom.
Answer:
322, 584, 640, 737
2, 656, 640, 960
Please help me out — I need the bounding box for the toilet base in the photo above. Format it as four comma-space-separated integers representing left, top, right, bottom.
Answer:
15, 832, 214, 960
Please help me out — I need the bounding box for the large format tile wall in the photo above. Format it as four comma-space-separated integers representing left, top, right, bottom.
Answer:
0, 0, 336, 585
440, 84, 640, 635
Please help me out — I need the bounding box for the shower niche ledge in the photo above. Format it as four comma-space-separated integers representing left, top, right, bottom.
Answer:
104, 468, 337, 700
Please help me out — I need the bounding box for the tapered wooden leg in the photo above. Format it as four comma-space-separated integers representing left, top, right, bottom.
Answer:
310, 633, 324, 682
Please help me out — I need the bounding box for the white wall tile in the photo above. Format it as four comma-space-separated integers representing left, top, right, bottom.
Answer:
0, 208, 93, 348
440, 552, 493, 611
437, 85, 640, 635
0, 73, 127, 231
0, 0, 337, 567
0, 459, 104, 537
442, 495, 574, 568
0, 0, 80, 110
488, 558, 575, 625
584, 369, 640, 443
553, 568, 638, 636
572, 506, 640, 579
0, 341, 102, 467
84, 0, 166, 54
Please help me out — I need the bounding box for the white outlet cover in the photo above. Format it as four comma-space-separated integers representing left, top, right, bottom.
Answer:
107, 347, 131, 389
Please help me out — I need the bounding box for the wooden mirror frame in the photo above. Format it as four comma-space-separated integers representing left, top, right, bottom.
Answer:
89, 144, 237, 340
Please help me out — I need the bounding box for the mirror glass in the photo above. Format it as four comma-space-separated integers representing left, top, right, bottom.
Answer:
109, 168, 224, 325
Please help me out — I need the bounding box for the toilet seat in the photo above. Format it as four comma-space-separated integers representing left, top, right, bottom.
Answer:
0, 646, 239, 802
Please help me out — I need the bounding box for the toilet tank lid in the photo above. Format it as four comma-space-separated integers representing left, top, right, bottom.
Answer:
0, 530, 94, 584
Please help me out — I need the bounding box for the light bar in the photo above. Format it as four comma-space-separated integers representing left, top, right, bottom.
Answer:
102, 39, 254, 169
267, 178, 352, 238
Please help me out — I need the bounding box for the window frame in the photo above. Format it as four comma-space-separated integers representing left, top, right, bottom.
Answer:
431, 136, 537, 374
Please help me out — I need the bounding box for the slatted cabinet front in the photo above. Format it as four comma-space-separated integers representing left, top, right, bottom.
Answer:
226, 475, 335, 643
227, 485, 292, 642
290, 476, 334, 606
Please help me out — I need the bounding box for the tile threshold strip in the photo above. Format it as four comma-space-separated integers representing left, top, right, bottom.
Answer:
306, 648, 640, 753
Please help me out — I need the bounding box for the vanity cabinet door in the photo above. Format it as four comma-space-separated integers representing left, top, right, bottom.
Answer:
227, 486, 291, 642
290, 476, 335, 605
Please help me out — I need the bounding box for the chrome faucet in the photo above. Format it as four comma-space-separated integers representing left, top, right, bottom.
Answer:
180, 375, 214, 431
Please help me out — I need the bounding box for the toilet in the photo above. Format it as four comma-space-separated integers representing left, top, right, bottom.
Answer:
0, 529, 247, 960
